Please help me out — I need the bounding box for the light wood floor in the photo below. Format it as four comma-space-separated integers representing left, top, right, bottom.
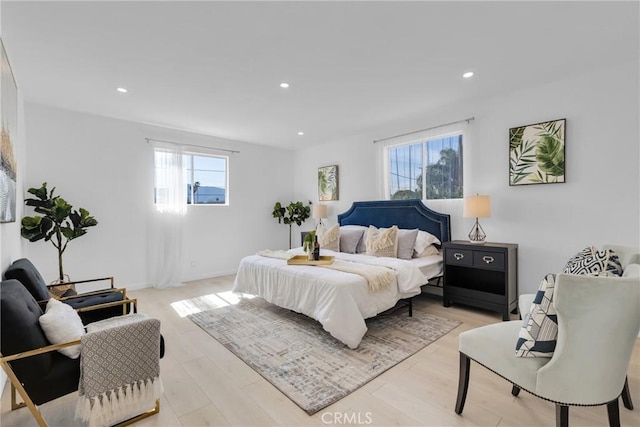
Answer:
2, 275, 639, 426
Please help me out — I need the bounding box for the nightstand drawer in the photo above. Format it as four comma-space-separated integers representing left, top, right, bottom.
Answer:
473, 251, 505, 270
445, 249, 473, 266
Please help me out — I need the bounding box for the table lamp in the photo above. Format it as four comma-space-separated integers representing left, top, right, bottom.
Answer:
463, 195, 491, 244
313, 204, 328, 226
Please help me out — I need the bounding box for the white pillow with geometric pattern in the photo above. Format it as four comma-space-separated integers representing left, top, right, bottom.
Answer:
563, 246, 623, 276
515, 273, 558, 358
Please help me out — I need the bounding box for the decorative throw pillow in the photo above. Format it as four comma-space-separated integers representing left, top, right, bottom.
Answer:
339, 228, 364, 254
366, 225, 398, 258
395, 228, 419, 260
516, 273, 558, 358
563, 246, 623, 277
414, 244, 440, 258
413, 230, 441, 257
39, 298, 85, 359
339, 225, 369, 253
316, 223, 340, 252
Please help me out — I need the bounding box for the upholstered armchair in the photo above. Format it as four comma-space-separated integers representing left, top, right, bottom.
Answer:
0, 279, 162, 427
4, 258, 135, 325
455, 267, 640, 426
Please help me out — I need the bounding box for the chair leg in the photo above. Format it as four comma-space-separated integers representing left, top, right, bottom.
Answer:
555, 404, 569, 427
621, 376, 634, 410
607, 398, 620, 427
511, 385, 521, 397
455, 353, 471, 414
1, 358, 48, 426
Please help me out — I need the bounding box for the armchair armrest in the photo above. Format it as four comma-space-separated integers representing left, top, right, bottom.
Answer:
0, 339, 82, 364
47, 276, 114, 291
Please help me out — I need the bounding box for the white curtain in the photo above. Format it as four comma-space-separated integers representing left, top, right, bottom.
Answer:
149, 146, 186, 288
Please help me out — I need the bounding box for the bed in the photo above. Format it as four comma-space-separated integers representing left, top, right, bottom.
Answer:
232, 200, 451, 348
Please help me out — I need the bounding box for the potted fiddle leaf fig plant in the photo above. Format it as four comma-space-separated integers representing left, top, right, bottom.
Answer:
21, 182, 98, 282
272, 201, 311, 249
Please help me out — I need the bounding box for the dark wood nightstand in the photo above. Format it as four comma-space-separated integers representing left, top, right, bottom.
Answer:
442, 241, 518, 321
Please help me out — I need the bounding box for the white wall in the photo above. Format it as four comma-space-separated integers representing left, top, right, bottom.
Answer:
293, 61, 640, 295
24, 104, 294, 288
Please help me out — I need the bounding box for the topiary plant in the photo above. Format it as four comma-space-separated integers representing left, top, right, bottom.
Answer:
21, 182, 98, 282
272, 201, 311, 249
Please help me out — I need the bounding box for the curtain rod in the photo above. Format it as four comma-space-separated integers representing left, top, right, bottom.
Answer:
145, 137, 240, 154
373, 116, 475, 144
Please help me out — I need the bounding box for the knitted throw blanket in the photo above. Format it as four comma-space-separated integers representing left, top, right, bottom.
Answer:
75, 314, 163, 427
321, 259, 395, 292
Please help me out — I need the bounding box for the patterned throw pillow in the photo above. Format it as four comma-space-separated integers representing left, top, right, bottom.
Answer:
366, 226, 398, 258
563, 246, 623, 277
516, 274, 558, 358
316, 223, 340, 251
516, 246, 624, 358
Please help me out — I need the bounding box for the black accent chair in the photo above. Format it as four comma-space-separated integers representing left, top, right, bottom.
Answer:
0, 279, 163, 426
4, 258, 135, 325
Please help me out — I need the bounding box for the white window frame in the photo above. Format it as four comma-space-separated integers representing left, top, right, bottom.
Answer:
184, 152, 229, 206
379, 125, 465, 201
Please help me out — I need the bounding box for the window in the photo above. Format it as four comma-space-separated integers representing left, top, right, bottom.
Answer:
387, 133, 463, 200
154, 150, 228, 206
185, 154, 228, 205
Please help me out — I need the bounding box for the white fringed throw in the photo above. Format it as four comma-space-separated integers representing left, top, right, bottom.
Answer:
75, 315, 163, 427
321, 260, 395, 292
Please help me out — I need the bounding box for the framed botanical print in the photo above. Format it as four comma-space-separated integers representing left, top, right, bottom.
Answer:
509, 118, 566, 186
318, 165, 338, 201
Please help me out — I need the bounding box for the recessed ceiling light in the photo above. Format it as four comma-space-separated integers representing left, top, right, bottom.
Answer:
280, 82, 290, 88
462, 72, 474, 79
116, 87, 128, 93
297, 131, 304, 136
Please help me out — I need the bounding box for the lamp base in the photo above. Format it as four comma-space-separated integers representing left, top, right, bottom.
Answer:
468, 218, 487, 245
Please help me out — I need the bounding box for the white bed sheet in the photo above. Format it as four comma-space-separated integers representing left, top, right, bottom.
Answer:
408, 254, 443, 279
232, 249, 428, 349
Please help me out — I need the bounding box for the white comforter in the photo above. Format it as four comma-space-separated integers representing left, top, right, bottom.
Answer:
232, 249, 427, 348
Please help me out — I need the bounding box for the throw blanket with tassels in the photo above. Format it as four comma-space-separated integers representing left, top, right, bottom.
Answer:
320, 260, 395, 292
75, 314, 163, 427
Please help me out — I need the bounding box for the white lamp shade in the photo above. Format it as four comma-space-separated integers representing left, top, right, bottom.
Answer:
313, 204, 328, 219
463, 195, 491, 218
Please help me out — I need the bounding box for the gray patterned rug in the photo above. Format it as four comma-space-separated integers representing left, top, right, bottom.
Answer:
188, 296, 461, 415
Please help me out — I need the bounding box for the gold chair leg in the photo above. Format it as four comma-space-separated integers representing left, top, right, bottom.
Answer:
1, 358, 48, 427
11, 383, 26, 410
115, 399, 160, 427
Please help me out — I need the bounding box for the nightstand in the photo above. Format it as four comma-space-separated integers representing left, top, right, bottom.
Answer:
442, 241, 518, 321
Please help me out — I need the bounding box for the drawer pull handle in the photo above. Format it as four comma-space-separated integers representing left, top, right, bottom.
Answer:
454, 253, 464, 260
483, 256, 495, 264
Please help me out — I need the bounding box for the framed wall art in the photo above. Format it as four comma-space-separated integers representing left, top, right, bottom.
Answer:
509, 118, 565, 186
318, 165, 338, 201
1, 38, 18, 222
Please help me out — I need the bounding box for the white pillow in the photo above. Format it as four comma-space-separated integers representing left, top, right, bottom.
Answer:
39, 298, 85, 359
414, 244, 440, 258
413, 230, 441, 256
316, 223, 340, 251
366, 225, 398, 258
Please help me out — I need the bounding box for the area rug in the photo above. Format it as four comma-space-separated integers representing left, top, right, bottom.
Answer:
188, 297, 461, 415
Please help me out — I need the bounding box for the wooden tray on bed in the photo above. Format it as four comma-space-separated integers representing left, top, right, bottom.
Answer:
287, 255, 335, 265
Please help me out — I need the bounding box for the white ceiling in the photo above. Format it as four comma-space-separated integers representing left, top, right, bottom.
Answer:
2, 1, 638, 149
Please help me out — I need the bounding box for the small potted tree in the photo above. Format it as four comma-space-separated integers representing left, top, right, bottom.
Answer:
272, 201, 311, 249
21, 182, 98, 283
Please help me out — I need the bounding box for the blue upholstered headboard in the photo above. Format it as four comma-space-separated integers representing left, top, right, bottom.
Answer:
337, 200, 451, 244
